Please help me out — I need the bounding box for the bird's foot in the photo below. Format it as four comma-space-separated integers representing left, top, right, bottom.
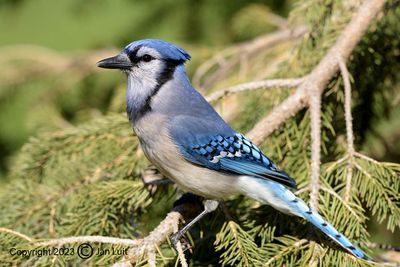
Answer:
170, 232, 191, 252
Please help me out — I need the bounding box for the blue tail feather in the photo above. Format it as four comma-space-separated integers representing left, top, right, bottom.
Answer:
238, 177, 371, 261
298, 201, 370, 260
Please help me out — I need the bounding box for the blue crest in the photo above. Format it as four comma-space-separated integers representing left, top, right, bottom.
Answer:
123, 39, 191, 62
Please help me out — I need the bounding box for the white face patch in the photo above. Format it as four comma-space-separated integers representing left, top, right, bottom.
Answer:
125, 46, 178, 120
135, 47, 164, 78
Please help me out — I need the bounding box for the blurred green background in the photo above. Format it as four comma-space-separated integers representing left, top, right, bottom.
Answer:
0, 0, 291, 176
0, 0, 288, 50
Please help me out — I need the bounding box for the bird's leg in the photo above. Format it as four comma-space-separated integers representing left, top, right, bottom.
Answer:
170, 199, 219, 248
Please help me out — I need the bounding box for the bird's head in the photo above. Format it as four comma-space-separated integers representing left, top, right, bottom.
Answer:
97, 39, 191, 85
97, 39, 192, 121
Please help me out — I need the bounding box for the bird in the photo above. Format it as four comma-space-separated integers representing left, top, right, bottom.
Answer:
97, 39, 369, 260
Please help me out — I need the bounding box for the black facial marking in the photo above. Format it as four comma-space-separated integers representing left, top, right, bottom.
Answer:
127, 45, 143, 64
156, 59, 185, 87
134, 59, 184, 120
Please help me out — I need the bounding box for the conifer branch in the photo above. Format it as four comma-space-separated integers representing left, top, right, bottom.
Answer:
0, 227, 141, 247
338, 56, 355, 203
325, 155, 348, 174
215, 221, 263, 266
353, 162, 398, 215
309, 89, 322, 211
0, 227, 33, 243
264, 239, 308, 265
295, 186, 310, 196
338, 57, 355, 157
320, 186, 361, 220
173, 222, 189, 267
205, 78, 304, 102
309, 242, 322, 267
354, 151, 380, 164
309, 89, 322, 265
36, 236, 140, 247
193, 27, 307, 89
114, 210, 187, 267
365, 242, 400, 252
247, 0, 386, 144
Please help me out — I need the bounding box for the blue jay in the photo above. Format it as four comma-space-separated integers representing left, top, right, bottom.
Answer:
97, 39, 369, 260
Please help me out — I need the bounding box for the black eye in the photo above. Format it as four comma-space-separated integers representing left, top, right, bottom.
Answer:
142, 54, 153, 62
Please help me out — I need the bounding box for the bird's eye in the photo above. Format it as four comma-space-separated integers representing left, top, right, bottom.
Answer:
142, 54, 153, 62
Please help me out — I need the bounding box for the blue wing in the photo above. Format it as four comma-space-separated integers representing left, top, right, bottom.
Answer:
168, 116, 296, 189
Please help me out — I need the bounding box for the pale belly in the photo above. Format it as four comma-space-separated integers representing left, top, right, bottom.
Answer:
139, 137, 240, 200
162, 161, 240, 199
133, 112, 240, 199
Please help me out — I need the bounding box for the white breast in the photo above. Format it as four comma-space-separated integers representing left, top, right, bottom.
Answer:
133, 112, 241, 200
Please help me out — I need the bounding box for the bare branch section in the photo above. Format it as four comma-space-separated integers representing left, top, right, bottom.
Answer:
193, 27, 307, 90
1, 214, 185, 267
247, 0, 386, 144
173, 221, 189, 267
114, 211, 182, 267
0, 227, 33, 243
309, 89, 322, 211
206, 78, 304, 102
308, 87, 322, 263
0, 227, 139, 247
338, 57, 355, 155
36, 236, 139, 247
338, 57, 356, 203
365, 242, 400, 252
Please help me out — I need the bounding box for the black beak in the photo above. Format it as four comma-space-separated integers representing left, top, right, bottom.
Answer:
96, 54, 132, 70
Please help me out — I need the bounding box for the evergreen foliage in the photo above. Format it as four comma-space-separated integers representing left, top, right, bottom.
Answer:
0, 0, 399, 266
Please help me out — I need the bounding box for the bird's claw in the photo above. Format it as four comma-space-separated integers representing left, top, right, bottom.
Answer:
170, 233, 191, 252
170, 232, 181, 248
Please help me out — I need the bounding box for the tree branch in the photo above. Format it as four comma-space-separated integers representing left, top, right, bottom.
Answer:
114, 211, 182, 267
338, 56, 355, 203
0, 227, 33, 243
0, 227, 140, 248
0, 211, 186, 266
193, 27, 307, 90
114, 194, 203, 266
37, 236, 140, 247
264, 239, 308, 265
320, 186, 361, 220
365, 242, 400, 252
338, 57, 355, 156
247, 0, 386, 144
206, 78, 304, 102
309, 89, 322, 211
173, 221, 189, 267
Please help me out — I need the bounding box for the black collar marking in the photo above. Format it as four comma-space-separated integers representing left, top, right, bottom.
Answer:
127, 59, 184, 122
